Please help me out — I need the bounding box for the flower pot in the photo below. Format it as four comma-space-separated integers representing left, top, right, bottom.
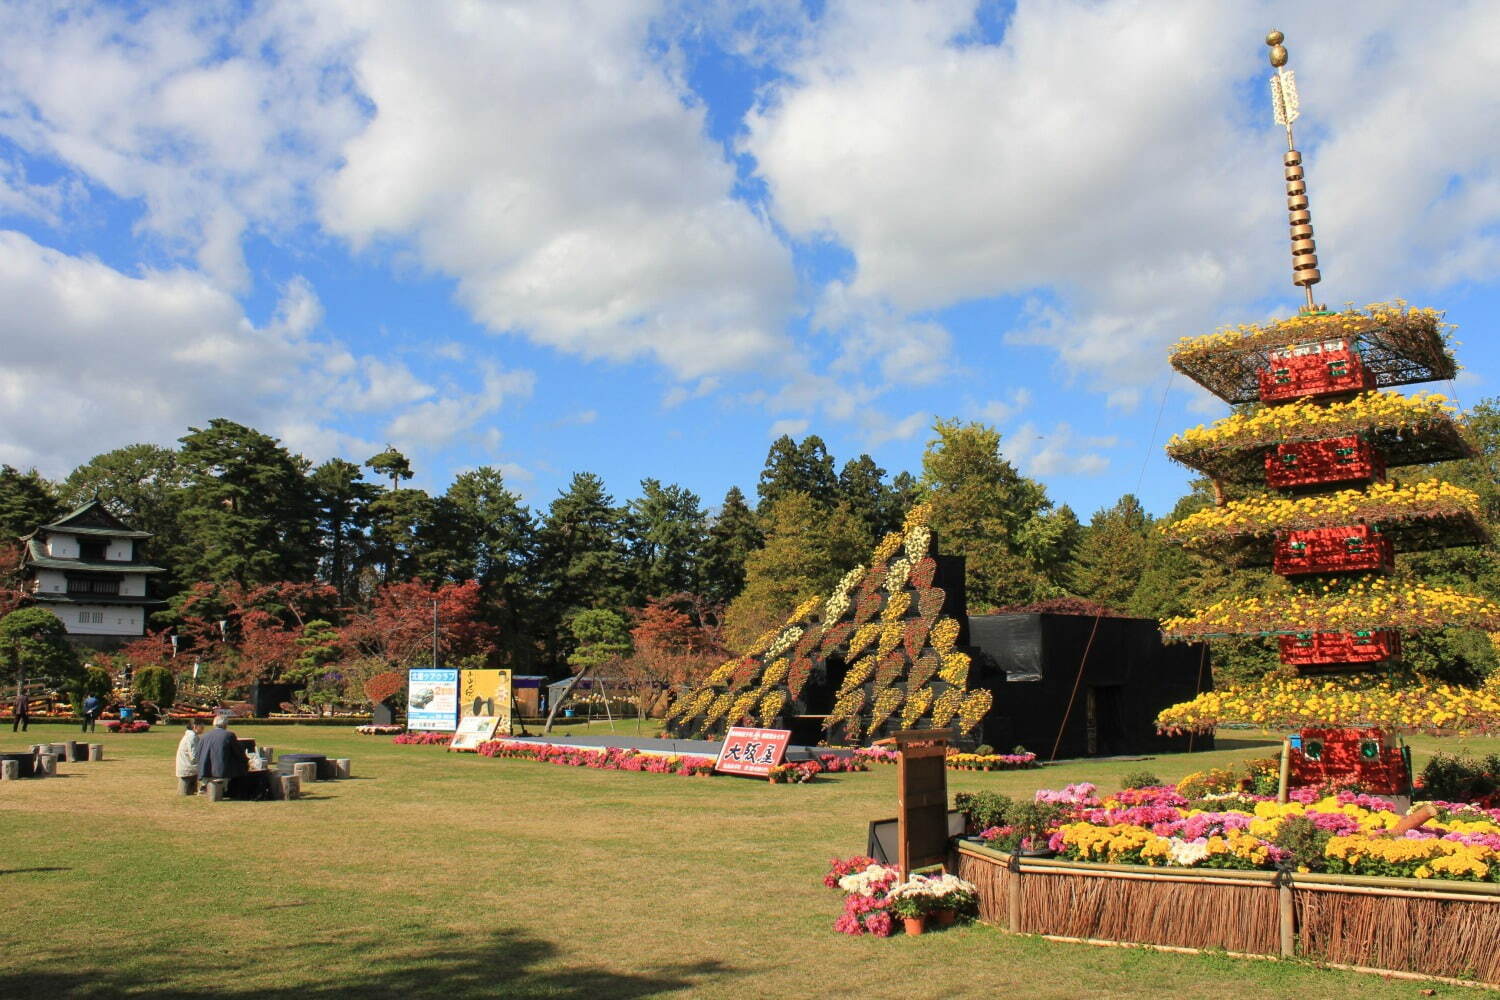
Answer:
902, 916, 926, 936
936, 908, 957, 927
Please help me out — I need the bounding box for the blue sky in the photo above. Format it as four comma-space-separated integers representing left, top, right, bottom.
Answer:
2, 1, 1498, 522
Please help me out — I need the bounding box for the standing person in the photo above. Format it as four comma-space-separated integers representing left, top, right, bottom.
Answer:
12, 690, 29, 732
197, 715, 247, 789
81, 692, 102, 733
176, 719, 204, 794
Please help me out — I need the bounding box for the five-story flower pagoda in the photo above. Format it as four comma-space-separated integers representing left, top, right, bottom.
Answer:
1155, 32, 1500, 794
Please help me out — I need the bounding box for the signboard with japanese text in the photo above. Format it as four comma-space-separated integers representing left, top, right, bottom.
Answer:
407, 668, 459, 731
449, 715, 500, 750
714, 726, 792, 777
460, 668, 512, 736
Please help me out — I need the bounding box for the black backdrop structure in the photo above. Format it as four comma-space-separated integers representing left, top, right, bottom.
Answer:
967, 613, 1210, 758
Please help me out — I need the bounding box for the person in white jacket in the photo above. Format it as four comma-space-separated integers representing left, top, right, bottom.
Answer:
175, 719, 204, 794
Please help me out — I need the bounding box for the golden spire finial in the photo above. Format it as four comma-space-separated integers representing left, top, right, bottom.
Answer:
1267, 30, 1321, 311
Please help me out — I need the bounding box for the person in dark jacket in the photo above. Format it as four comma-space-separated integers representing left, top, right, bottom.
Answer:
12, 692, 29, 732
197, 716, 248, 784
81, 693, 102, 732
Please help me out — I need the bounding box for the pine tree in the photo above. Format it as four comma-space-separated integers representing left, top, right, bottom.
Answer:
175, 419, 317, 586
309, 458, 377, 602
536, 473, 632, 666
1069, 494, 1154, 613
625, 478, 706, 600
60, 444, 188, 561
700, 486, 762, 605
0, 465, 61, 540
757, 434, 838, 512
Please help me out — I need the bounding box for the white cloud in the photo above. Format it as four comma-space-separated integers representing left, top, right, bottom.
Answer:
1004, 421, 1114, 478
745, 1, 1500, 393
862, 409, 929, 448
979, 387, 1033, 425
0, 2, 364, 289
768, 418, 809, 439
0, 230, 309, 472
318, 1, 797, 380
384, 366, 534, 450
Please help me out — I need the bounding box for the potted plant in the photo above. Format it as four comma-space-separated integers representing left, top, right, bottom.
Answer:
887, 878, 935, 935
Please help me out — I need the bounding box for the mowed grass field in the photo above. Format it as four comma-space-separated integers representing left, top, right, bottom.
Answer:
0, 724, 1493, 1000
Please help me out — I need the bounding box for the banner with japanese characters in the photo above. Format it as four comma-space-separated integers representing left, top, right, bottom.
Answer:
407, 668, 459, 731
713, 726, 792, 776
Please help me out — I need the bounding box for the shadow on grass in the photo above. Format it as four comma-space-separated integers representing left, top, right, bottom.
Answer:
0, 867, 71, 876
7, 927, 734, 999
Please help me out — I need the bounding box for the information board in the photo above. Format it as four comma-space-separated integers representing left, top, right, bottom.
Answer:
407, 668, 459, 731
460, 668, 513, 736
714, 726, 792, 777
449, 715, 500, 750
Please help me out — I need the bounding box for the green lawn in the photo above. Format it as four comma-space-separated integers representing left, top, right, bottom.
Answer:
0, 723, 1492, 999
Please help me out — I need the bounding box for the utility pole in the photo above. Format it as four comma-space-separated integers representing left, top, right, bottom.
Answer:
431, 599, 440, 670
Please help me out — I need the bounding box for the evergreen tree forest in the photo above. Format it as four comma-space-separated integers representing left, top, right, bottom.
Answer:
3, 406, 1497, 705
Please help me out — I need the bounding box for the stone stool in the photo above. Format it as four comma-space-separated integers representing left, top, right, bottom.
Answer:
334, 758, 352, 779
281, 774, 301, 800
88, 744, 104, 762
206, 779, 226, 802
293, 762, 317, 786
260, 746, 274, 763
49, 743, 68, 761
178, 775, 198, 796
70, 741, 88, 762
38, 753, 57, 777
1, 760, 17, 781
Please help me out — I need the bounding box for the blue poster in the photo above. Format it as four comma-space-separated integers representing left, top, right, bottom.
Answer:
407, 668, 459, 731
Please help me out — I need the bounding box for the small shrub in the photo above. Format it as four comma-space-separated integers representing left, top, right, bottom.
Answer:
1176, 767, 1241, 799
1270, 815, 1332, 873
132, 666, 176, 710
954, 791, 1012, 833
1419, 752, 1500, 804
974, 744, 994, 757
1120, 769, 1161, 790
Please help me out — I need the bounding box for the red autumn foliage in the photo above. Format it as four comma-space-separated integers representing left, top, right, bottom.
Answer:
173, 580, 341, 685
342, 579, 498, 668
0, 541, 27, 617
363, 670, 406, 705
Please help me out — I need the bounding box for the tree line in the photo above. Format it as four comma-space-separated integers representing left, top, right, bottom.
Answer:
2, 401, 1497, 705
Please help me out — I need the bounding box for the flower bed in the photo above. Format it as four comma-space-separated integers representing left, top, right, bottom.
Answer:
356, 724, 404, 735
956, 774, 1500, 984
392, 731, 451, 745
971, 781, 1500, 884
103, 720, 150, 733
850, 746, 1039, 770
947, 751, 1039, 771
470, 740, 717, 776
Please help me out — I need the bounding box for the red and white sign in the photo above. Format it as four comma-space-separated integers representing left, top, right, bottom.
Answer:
714, 726, 792, 777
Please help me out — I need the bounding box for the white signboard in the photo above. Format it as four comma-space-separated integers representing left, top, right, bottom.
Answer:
449, 715, 501, 750
407, 668, 459, 731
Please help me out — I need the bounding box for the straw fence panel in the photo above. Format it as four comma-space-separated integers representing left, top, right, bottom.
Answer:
957, 843, 1500, 986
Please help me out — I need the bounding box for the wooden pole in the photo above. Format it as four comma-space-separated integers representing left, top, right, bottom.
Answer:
1008, 863, 1022, 933
1277, 738, 1292, 804
1278, 873, 1295, 958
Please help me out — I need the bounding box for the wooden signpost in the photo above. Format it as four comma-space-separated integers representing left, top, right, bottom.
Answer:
878, 728, 955, 879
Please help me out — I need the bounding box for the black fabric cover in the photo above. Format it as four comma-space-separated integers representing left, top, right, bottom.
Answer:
967, 613, 1211, 758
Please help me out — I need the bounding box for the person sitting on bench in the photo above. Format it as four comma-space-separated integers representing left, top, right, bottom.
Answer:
197, 716, 247, 793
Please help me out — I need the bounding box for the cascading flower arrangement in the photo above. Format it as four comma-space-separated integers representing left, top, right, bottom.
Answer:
667, 502, 994, 743
1163, 479, 1486, 562
1156, 675, 1500, 735
1161, 578, 1500, 639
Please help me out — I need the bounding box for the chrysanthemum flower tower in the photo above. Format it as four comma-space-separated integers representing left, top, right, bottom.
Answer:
1155, 32, 1499, 792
